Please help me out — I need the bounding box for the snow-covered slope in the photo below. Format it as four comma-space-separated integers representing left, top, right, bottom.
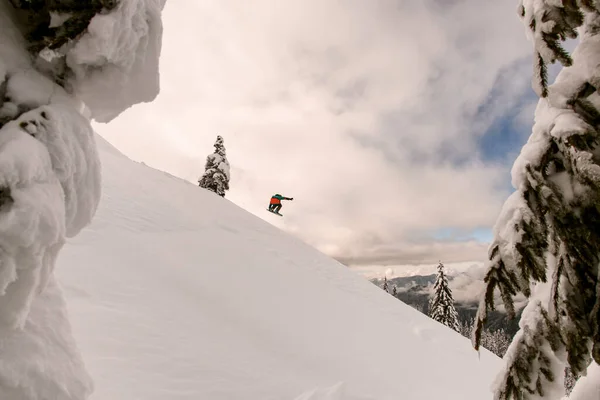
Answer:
56, 134, 501, 400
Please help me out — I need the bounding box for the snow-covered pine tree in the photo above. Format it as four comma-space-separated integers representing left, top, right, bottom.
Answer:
392, 285, 397, 296
198, 135, 230, 197
472, 2, 600, 399
459, 318, 511, 358
460, 318, 474, 339
428, 262, 460, 332
382, 276, 389, 293
483, 329, 512, 359
0, 0, 165, 398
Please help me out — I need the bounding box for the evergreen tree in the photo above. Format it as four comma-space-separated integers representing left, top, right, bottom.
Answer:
198, 135, 230, 197
460, 318, 511, 358
429, 262, 460, 332
472, 2, 600, 399
483, 329, 512, 359
459, 318, 473, 339
392, 285, 397, 296
382, 276, 389, 293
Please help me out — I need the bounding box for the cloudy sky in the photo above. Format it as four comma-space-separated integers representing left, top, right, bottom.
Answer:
94, 0, 544, 277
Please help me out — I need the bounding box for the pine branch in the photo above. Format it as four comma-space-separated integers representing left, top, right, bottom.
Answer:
473, 251, 520, 351
560, 3, 585, 37
542, 33, 573, 66
550, 253, 564, 322
579, 0, 599, 13
533, 52, 549, 98
494, 306, 564, 400
522, 1, 585, 97
571, 98, 600, 127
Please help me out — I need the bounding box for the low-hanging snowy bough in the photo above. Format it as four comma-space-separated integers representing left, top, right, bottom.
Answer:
472, 1, 600, 399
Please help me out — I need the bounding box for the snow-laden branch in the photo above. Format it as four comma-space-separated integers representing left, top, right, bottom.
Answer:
474, 2, 600, 399
64, 0, 166, 122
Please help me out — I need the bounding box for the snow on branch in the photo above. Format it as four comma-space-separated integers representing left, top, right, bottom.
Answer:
64, 0, 167, 122
9, 0, 167, 123
474, 3, 600, 399
0, 104, 100, 330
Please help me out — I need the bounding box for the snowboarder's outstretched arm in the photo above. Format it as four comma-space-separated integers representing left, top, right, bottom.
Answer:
282, 196, 293, 201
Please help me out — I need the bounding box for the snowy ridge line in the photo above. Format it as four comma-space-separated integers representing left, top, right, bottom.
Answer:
57, 136, 502, 400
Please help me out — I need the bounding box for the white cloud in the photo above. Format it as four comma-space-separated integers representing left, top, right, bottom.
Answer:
350, 261, 483, 280
336, 240, 489, 268
94, 0, 536, 269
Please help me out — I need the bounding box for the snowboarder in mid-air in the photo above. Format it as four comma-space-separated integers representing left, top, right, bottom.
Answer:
268, 194, 293, 215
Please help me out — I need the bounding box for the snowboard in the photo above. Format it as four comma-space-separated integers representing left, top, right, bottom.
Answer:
266, 209, 283, 216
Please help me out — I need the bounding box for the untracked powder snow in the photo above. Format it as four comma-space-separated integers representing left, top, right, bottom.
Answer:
56, 135, 502, 400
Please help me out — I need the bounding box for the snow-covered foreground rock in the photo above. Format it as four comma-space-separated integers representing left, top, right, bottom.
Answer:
57, 135, 501, 400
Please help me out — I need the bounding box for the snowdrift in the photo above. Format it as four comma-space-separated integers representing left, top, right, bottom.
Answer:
56, 135, 501, 400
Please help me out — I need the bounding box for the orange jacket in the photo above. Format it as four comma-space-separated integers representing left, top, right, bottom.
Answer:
270, 194, 292, 205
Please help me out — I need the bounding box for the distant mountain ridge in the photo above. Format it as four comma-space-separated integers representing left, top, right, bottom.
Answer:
371, 274, 522, 335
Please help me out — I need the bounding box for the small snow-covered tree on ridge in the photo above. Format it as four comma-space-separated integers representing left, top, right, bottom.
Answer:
382, 276, 389, 293
460, 319, 511, 358
198, 135, 230, 197
472, 1, 600, 399
429, 262, 460, 332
